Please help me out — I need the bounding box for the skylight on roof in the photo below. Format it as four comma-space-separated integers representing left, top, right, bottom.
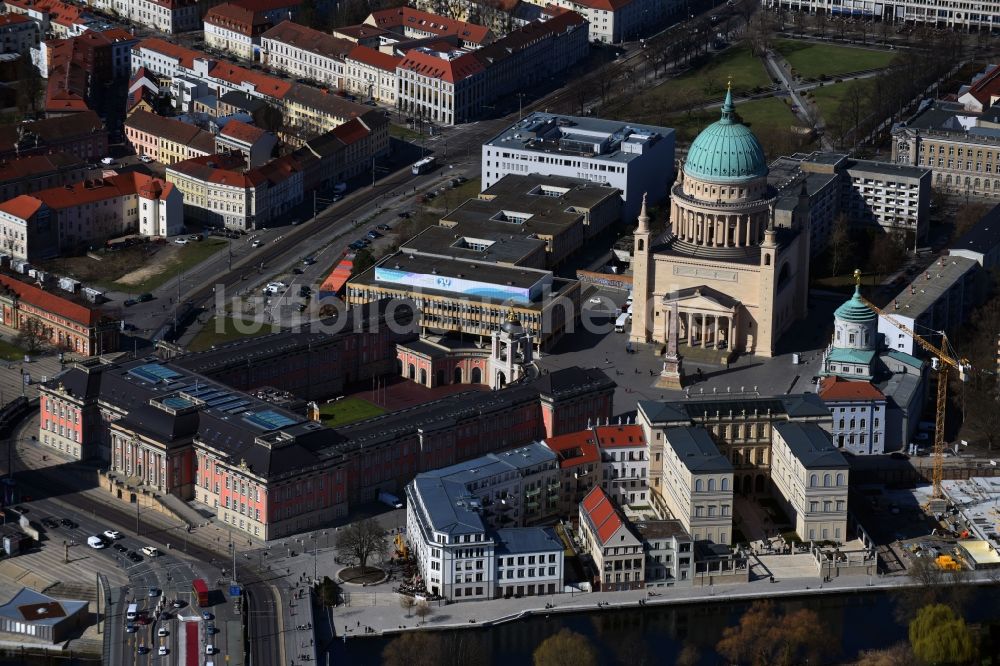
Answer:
128, 363, 181, 384
244, 409, 299, 430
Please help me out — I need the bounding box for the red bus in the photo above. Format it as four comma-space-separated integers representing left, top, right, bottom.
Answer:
192, 578, 209, 607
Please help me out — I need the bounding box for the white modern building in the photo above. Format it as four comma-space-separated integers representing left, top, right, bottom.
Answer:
878, 256, 982, 356
482, 113, 675, 220
635, 519, 694, 587
532, 0, 680, 43
764, 0, 1000, 33
770, 422, 849, 544
404, 443, 564, 601
659, 427, 734, 544
593, 423, 649, 508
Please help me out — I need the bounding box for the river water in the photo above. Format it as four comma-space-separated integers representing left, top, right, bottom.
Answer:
328, 586, 999, 665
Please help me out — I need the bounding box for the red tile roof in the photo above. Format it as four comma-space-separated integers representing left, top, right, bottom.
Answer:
594, 424, 645, 448
209, 61, 292, 99
204, 2, 270, 34
967, 64, 1000, 107
580, 486, 625, 545
819, 376, 885, 401
543, 430, 599, 469
0, 273, 104, 326
366, 7, 492, 45
330, 117, 371, 145
231, 0, 301, 11
220, 119, 268, 144
260, 20, 354, 60
397, 48, 483, 85
0, 153, 85, 183
0, 14, 32, 26
347, 44, 401, 72
168, 153, 266, 188
0, 195, 44, 220
100, 28, 138, 43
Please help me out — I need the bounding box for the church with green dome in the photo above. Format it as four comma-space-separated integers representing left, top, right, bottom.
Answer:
630, 86, 811, 359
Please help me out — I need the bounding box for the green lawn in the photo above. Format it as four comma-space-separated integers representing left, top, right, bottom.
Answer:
0, 339, 26, 362
774, 39, 896, 79
808, 79, 874, 126
602, 44, 772, 124
186, 316, 278, 352
319, 397, 386, 427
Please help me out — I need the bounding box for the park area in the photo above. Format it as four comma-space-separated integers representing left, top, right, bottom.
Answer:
773, 39, 896, 80
807, 78, 874, 126
40, 238, 227, 294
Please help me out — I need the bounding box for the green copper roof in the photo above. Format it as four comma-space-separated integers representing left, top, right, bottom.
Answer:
834, 285, 877, 323
827, 348, 876, 364
683, 88, 768, 183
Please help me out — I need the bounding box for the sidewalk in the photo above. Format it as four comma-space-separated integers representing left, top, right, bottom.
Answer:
330, 569, 999, 637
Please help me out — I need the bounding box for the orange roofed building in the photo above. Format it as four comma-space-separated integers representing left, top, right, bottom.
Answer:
577, 486, 645, 591
0, 272, 119, 356
396, 10, 587, 125
0, 171, 181, 260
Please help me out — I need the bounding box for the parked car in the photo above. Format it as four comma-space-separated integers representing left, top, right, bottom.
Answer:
114, 544, 128, 553
158, 646, 168, 656
148, 587, 161, 598
123, 298, 137, 307
157, 627, 169, 637
137, 293, 153, 302
100, 157, 114, 165
59, 518, 77, 528
201, 611, 213, 621
292, 267, 304, 275
103, 529, 122, 540
139, 155, 153, 163
126, 624, 137, 634
376, 223, 392, 231
252, 239, 264, 248
41, 517, 59, 529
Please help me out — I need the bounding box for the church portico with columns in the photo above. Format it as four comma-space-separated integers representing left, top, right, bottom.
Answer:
631, 86, 811, 359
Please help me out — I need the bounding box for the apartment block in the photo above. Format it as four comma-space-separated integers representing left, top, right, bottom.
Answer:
635, 520, 694, 587
878, 256, 984, 355
124, 109, 216, 165
0, 171, 181, 259
397, 11, 588, 127
578, 487, 645, 591
532, 0, 679, 43
482, 113, 674, 220
259, 21, 352, 88
659, 427, 734, 544
203, 2, 273, 60
364, 6, 495, 47
0, 153, 89, 202
770, 422, 849, 544
0, 14, 38, 54
343, 45, 400, 105
0, 112, 107, 162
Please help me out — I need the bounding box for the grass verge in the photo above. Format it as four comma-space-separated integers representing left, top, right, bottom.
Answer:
0, 339, 26, 362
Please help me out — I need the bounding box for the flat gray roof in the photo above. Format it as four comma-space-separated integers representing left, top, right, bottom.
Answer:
485, 112, 673, 164
401, 225, 545, 265
887, 256, 980, 318
845, 158, 930, 181
664, 427, 732, 473
774, 422, 847, 469
635, 519, 691, 541
481, 173, 622, 208
495, 527, 563, 554
371, 250, 550, 289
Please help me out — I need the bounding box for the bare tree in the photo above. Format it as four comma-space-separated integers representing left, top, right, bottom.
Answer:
335, 518, 388, 571
414, 601, 433, 625
814, 10, 828, 38
16, 317, 49, 355
792, 11, 807, 36
828, 214, 854, 278
399, 595, 416, 617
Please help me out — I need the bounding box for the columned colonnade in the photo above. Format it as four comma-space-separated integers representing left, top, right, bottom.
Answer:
664, 306, 736, 350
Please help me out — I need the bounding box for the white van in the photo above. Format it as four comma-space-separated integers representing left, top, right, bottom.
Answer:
141, 546, 159, 557
126, 603, 138, 621
87, 536, 105, 549
615, 313, 629, 333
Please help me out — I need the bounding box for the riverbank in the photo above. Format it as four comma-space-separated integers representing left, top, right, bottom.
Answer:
332, 569, 1000, 639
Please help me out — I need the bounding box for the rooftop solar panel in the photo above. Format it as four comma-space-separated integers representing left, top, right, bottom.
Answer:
222, 400, 251, 413
244, 409, 299, 430
128, 364, 182, 384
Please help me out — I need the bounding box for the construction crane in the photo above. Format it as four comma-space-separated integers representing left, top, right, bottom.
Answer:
852, 269, 972, 503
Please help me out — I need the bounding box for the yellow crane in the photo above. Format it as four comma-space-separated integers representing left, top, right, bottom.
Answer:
852, 269, 971, 501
